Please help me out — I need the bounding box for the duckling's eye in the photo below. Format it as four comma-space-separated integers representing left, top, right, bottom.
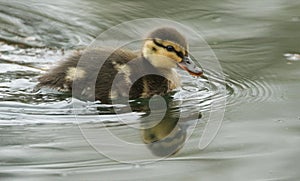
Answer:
166, 45, 175, 52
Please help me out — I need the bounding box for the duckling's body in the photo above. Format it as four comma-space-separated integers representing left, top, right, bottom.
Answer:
37, 27, 203, 103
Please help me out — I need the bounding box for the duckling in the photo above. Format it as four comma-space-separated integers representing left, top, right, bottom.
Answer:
37, 27, 203, 103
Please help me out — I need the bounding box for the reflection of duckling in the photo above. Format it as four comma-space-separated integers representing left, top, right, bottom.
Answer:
142, 114, 186, 157
37, 27, 203, 103
138, 96, 183, 157
140, 97, 202, 157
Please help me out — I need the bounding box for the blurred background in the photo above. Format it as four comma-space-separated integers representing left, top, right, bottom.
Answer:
0, 0, 299, 180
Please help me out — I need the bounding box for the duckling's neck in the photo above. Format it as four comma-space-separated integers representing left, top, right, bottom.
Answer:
141, 55, 181, 89
159, 68, 181, 89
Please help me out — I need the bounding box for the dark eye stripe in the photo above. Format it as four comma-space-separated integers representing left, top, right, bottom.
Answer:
153, 39, 185, 59
153, 39, 166, 49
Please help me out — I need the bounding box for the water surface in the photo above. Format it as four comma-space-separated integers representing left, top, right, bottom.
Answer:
0, 0, 300, 180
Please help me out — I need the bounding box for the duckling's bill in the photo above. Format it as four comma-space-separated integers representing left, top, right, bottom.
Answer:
178, 56, 203, 77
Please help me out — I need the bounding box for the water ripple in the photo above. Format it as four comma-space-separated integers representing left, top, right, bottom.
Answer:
179, 64, 278, 111
228, 77, 277, 109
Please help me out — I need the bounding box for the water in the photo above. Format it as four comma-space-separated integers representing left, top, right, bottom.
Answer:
1, 0, 300, 180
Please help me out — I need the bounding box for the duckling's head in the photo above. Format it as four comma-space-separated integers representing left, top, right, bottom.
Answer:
142, 27, 203, 77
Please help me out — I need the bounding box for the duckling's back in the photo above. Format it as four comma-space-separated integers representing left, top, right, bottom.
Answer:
37, 48, 138, 103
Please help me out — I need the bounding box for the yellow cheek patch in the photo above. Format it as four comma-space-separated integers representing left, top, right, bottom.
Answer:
162, 50, 182, 62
